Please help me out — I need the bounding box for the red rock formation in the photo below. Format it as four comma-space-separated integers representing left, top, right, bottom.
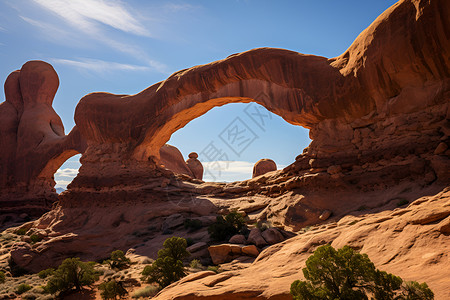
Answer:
186, 152, 203, 180
159, 144, 193, 177
2, 1, 450, 297
0, 61, 86, 219
252, 159, 277, 178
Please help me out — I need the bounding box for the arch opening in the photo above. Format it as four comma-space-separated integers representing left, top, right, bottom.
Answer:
53, 153, 81, 193
163, 102, 310, 182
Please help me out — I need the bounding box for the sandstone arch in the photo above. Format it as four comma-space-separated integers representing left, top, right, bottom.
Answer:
75, 50, 370, 163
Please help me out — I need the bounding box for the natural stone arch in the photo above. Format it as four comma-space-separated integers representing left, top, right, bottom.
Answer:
74, 48, 373, 164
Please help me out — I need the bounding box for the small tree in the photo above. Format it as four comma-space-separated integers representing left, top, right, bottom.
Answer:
157, 236, 190, 262
99, 280, 128, 299
290, 245, 434, 300
104, 250, 131, 269
142, 237, 190, 288
45, 258, 99, 294
208, 211, 245, 241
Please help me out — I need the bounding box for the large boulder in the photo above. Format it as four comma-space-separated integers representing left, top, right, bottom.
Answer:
252, 159, 277, 178
159, 144, 193, 177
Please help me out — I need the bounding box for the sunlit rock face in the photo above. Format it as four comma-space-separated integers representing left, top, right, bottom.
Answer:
2, 1, 450, 297
0, 61, 85, 219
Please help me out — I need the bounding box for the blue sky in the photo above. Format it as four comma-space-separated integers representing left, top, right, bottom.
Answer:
0, 0, 398, 187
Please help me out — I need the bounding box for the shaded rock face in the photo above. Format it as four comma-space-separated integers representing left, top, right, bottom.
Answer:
252, 159, 277, 178
0, 61, 86, 218
159, 144, 193, 177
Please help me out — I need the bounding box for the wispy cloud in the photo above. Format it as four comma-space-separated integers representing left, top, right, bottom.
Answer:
20, 16, 74, 40
32, 0, 150, 36
55, 180, 72, 189
20, 8, 168, 74
55, 168, 79, 177
0, 26, 6, 32
51, 58, 151, 73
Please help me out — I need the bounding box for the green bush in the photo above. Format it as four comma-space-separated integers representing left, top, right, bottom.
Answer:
208, 211, 245, 241
0, 271, 5, 283
132, 285, 160, 298
189, 259, 202, 269
157, 236, 190, 262
30, 234, 43, 244
141, 237, 190, 288
290, 245, 434, 300
38, 268, 55, 279
207, 266, 221, 273
16, 283, 32, 294
104, 250, 131, 269
45, 258, 99, 294
184, 219, 203, 231
99, 280, 128, 299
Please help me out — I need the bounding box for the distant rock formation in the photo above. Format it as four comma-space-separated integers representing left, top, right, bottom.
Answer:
252, 159, 277, 178
159, 144, 193, 177
186, 152, 203, 180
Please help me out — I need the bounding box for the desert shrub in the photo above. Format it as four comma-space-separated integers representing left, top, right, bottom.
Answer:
0, 271, 5, 283
132, 285, 160, 298
256, 220, 271, 231
30, 234, 43, 244
189, 259, 202, 269
397, 199, 409, 207
208, 211, 245, 241
141, 236, 190, 288
290, 245, 434, 300
207, 266, 221, 273
99, 280, 127, 299
38, 268, 55, 279
15, 227, 28, 235
16, 283, 32, 294
184, 219, 203, 231
104, 250, 131, 269
45, 258, 99, 294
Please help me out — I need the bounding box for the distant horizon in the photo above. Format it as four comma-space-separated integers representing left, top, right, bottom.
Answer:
0, 0, 398, 188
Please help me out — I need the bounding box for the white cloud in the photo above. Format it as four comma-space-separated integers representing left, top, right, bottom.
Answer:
51, 58, 151, 73
32, 0, 150, 37
55, 168, 79, 177
20, 16, 74, 40
17, 2, 169, 74
202, 160, 285, 182
0, 26, 6, 32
